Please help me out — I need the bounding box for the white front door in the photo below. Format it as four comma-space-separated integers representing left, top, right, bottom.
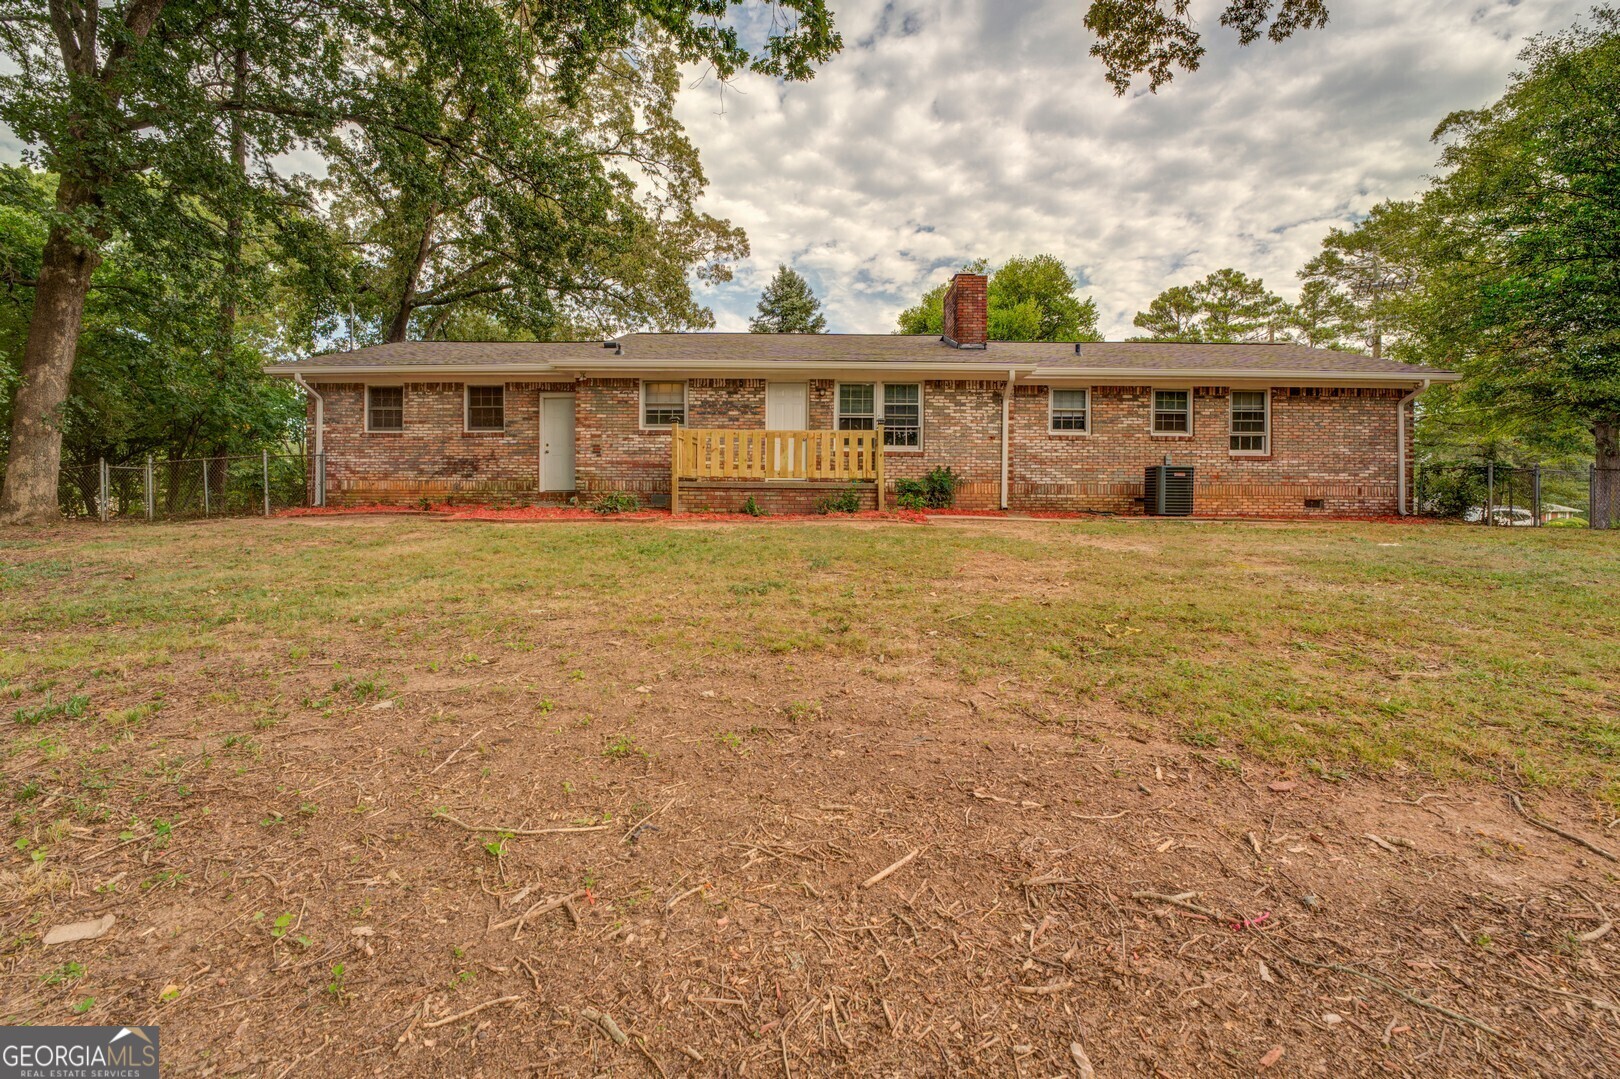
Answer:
541, 396, 575, 491
765, 383, 809, 476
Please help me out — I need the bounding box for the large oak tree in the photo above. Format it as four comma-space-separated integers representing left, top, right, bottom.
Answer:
0, 0, 838, 523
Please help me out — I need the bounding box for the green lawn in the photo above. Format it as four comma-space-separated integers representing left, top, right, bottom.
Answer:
4, 516, 1619, 802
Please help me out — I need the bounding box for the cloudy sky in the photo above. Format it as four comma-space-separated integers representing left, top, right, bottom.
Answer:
681, 0, 1591, 337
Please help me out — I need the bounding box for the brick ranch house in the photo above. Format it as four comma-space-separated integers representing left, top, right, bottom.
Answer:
267, 273, 1458, 515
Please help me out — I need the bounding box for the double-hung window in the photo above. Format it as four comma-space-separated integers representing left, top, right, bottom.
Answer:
1229, 390, 1269, 453
367, 386, 403, 432
466, 385, 505, 432
838, 383, 921, 448
1152, 390, 1191, 434
641, 381, 686, 427
1049, 389, 1089, 432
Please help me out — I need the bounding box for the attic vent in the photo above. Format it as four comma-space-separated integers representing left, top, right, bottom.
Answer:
602, 339, 617, 348
1143, 464, 1195, 516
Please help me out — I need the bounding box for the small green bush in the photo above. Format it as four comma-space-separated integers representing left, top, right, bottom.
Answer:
923, 466, 958, 509
590, 492, 641, 515
741, 495, 765, 517
816, 488, 862, 514
1546, 516, 1587, 528
896, 491, 926, 511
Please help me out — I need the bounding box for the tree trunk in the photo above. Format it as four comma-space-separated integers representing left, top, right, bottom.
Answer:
385, 210, 437, 343
0, 181, 103, 525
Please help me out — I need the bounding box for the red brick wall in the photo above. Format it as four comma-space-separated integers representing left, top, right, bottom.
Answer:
575, 377, 1005, 510
313, 380, 574, 505
1010, 385, 1406, 515
884, 380, 1004, 511
310, 375, 1413, 517
941, 273, 988, 347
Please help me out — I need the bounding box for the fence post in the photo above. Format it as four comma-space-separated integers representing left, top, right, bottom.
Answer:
98, 458, 107, 522
1591, 465, 1598, 531
1485, 461, 1494, 526
144, 455, 154, 520
1532, 464, 1542, 527
202, 457, 210, 517
262, 449, 271, 517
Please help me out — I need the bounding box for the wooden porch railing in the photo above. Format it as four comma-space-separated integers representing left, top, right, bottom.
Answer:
669, 424, 884, 513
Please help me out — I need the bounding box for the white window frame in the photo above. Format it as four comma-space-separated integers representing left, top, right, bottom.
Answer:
1150, 388, 1193, 437
365, 383, 405, 433
1047, 387, 1091, 435
464, 384, 506, 433
834, 380, 923, 452
1228, 388, 1271, 455
639, 379, 688, 430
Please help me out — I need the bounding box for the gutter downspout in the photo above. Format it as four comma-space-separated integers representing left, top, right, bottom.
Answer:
292, 373, 325, 507
1397, 379, 1428, 515
1001, 370, 1016, 510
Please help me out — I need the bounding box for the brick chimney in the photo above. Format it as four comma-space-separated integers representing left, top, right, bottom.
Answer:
941, 272, 988, 349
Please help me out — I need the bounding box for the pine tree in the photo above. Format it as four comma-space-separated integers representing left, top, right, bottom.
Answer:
749, 265, 827, 334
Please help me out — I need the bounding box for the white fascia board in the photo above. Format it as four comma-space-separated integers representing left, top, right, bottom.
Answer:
264, 365, 560, 378
1027, 367, 1461, 385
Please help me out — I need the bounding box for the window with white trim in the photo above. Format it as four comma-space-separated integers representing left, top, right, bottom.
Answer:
367, 386, 403, 431
837, 383, 921, 448
1152, 390, 1190, 434
466, 385, 505, 431
1229, 390, 1269, 453
1049, 388, 1088, 432
642, 380, 686, 426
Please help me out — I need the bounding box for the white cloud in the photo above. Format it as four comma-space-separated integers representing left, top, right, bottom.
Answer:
679, 0, 1592, 336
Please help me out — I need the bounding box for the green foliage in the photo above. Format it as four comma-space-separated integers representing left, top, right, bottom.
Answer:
590, 491, 641, 515
896, 256, 1101, 342
740, 495, 766, 517
1084, 0, 1329, 94
13, 692, 89, 726
894, 479, 927, 511
922, 466, 958, 509
1131, 268, 1289, 343
0, 0, 843, 516
749, 265, 827, 334
1404, 8, 1620, 473
815, 488, 862, 514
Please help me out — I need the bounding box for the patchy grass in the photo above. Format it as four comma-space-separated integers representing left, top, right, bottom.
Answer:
1, 516, 1617, 800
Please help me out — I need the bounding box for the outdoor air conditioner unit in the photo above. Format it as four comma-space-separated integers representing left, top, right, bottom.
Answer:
1144, 461, 1195, 516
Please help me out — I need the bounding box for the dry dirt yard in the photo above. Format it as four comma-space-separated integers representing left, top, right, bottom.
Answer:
3, 514, 1619, 1077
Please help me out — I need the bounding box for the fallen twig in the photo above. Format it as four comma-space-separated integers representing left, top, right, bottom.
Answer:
430, 728, 485, 775
1508, 792, 1617, 862
1498, 971, 1619, 1014
490, 891, 585, 933
1131, 890, 1220, 917
580, 1006, 628, 1045
861, 849, 919, 889
433, 810, 611, 836
422, 995, 522, 1030
1259, 938, 1500, 1036
1013, 980, 1072, 996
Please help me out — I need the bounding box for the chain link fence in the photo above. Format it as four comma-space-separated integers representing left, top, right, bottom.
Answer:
1415, 461, 1618, 529
63, 452, 324, 521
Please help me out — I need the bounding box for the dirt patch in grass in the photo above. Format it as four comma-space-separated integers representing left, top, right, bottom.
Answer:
2, 518, 1618, 1075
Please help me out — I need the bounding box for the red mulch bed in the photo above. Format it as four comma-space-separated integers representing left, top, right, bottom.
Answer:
279, 504, 929, 524
279, 503, 1443, 527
